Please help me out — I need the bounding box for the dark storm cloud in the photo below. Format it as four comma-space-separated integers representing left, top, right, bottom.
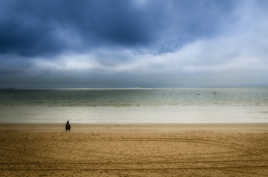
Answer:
0, 0, 153, 56
1, 0, 268, 88
0, 0, 235, 57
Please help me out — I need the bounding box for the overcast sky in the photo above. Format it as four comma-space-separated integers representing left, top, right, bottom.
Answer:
0, 0, 268, 88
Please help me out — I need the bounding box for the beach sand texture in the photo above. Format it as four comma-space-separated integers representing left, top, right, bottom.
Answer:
0, 124, 267, 177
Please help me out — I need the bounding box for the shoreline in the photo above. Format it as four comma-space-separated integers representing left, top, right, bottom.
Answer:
1, 123, 267, 133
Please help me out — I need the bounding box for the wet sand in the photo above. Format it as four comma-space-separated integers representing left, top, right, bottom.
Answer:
0, 124, 267, 177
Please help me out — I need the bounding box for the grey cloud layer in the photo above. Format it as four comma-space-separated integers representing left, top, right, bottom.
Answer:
0, 0, 234, 56
0, 0, 267, 88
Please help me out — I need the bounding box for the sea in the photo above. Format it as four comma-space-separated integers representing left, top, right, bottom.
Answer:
0, 88, 267, 123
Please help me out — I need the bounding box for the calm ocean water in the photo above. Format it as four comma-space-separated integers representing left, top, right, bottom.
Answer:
0, 88, 268, 123
1, 88, 268, 106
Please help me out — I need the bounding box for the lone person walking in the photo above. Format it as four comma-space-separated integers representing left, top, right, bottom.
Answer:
65, 120, 71, 132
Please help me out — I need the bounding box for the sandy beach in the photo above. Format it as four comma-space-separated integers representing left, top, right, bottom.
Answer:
0, 124, 267, 177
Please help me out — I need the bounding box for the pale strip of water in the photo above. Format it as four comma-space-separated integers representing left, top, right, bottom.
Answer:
0, 105, 267, 123
0, 88, 267, 123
